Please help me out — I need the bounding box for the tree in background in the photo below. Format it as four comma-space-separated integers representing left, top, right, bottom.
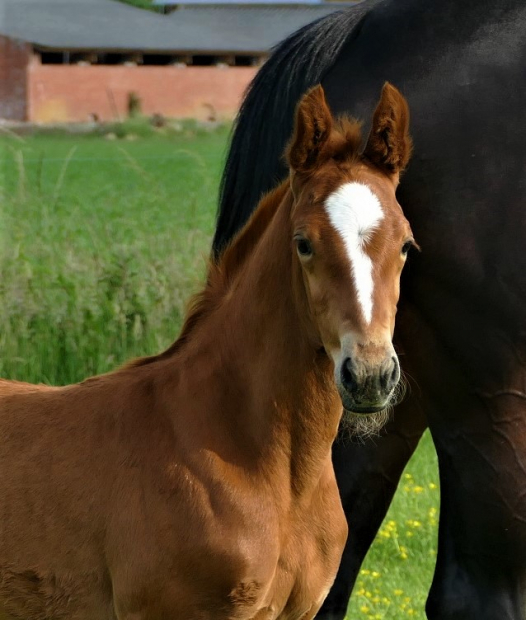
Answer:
116, 0, 161, 11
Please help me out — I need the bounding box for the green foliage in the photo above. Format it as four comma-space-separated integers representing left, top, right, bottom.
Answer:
0, 128, 228, 384
127, 92, 143, 118
115, 0, 162, 12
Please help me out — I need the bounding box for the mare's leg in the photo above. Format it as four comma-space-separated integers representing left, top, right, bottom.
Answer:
394, 292, 526, 619
426, 391, 526, 620
317, 399, 427, 620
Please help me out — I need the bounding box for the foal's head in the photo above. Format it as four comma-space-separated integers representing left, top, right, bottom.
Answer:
287, 83, 415, 420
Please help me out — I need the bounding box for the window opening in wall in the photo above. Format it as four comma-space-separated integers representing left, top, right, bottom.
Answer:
99, 53, 126, 65
143, 54, 173, 65
36, 50, 266, 67
192, 55, 215, 66
235, 55, 260, 66
40, 51, 65, 64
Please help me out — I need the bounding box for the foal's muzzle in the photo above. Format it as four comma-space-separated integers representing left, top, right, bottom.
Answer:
339, 354, 400, 414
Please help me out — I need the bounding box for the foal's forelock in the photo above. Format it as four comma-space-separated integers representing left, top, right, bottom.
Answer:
324, 181, 385, 326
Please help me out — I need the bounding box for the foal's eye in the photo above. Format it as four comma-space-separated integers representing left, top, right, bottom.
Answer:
401, 240, 414, 256
295, 237, 313, 258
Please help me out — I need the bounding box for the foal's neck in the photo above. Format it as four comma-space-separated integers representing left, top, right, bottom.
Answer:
193, 187, 342, 493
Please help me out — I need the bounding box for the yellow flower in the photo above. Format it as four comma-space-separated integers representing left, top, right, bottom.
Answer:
413, 485, 424, 493
360, 605, 370, 614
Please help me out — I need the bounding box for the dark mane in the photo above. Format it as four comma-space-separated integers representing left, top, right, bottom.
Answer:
212, 1, 379, 257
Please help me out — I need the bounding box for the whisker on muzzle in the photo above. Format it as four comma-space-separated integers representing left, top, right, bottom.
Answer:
340, 373, 408, 441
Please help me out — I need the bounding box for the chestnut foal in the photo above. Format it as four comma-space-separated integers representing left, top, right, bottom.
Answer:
0, 84, 414, 620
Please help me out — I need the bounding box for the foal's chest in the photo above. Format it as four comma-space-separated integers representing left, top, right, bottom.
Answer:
114, 456, 347, 619
229, 481, 347, 620
267, 514, 347, 619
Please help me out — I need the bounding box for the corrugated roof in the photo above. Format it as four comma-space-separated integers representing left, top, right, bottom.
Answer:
0, 0, 177, 51
164, 4, 354, 52
0, 0, 356, 54
154, 0, 328, 4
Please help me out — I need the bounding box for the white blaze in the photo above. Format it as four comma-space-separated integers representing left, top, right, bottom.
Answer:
325, 182, 384, 324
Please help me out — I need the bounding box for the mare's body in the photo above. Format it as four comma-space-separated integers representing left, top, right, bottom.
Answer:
0, 86, 413, 619
213, 1, 526, 618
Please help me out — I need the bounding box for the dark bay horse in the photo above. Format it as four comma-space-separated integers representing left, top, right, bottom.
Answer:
0, 85, 414, 619
212, 1, 526, 618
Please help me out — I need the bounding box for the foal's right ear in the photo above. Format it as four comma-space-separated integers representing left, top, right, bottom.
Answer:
287, 85, 333, 174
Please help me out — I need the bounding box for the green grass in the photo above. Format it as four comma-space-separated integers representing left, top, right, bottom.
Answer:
0, 128, 439, 618
0, 124, 229, 384
346, 431, 439, 619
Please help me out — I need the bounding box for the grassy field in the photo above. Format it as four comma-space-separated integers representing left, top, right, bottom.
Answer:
0, 127, 439, 618
0, 123, 226, 384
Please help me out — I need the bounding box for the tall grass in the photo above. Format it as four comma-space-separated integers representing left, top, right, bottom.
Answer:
0, 127, 228, 384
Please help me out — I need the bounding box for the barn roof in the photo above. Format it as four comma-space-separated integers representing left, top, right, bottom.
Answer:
160, 3, 355, 53
154, 0, 336, 4
0, 0, 177, 52
0, 0, 357, 54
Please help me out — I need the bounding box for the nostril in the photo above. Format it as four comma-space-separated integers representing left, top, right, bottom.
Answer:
341, 358, 357, 392
390, 357, 399, 384
383, 356, 399, 391
380, 357, 399, 391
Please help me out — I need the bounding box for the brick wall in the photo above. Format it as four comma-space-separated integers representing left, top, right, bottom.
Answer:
0, 35, 31, 120
27, 62, 258, 123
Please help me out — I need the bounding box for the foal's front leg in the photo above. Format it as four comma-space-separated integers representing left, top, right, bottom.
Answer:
316, 399, 427, 620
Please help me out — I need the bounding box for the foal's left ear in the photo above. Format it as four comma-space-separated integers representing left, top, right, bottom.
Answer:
287, 85, 333, 174
363, 83, 412, 183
